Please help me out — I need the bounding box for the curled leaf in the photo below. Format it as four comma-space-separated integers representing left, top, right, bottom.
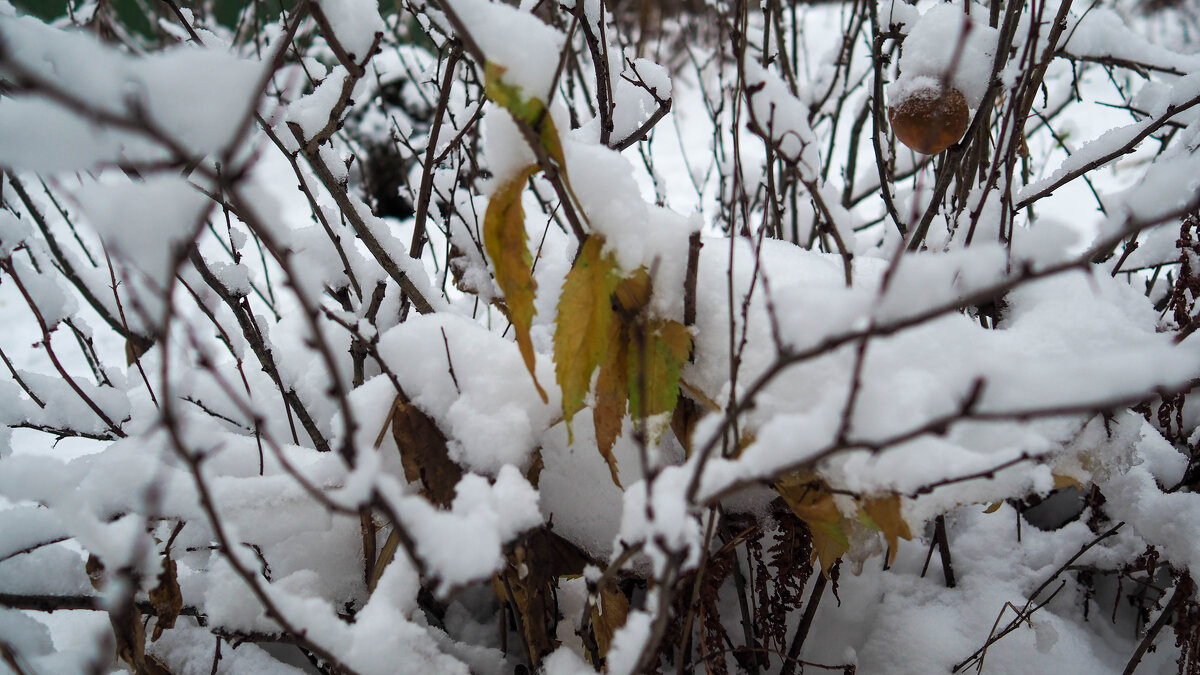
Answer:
592, 318, 628, 486
484, 166, 547, 402
148, 553, 182, 641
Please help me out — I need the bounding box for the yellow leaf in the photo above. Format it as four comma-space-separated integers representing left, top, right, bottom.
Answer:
810, 521, 850, 575
540, 114, 566, 167
860, 495, 913, 566
554, 237, 620, 434
1053, 473, 1084, 490
590, 585, 630, 659
484, 166, 547, 403
775, 475, 848, 575
592, 319, 628, 487
983, 501, 1005, 514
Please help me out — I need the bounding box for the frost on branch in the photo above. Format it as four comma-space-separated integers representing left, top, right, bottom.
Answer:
5, 0, 1200, 673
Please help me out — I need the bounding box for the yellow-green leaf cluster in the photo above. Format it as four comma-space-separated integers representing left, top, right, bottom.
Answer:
482, 64, 691, 487
553, 237, 692, 485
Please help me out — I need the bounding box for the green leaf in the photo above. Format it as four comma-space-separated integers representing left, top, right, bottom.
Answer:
554, 237, 619, 436
627, 318, 692, 425
484, 62, 545, 125
484, 165, 547, 402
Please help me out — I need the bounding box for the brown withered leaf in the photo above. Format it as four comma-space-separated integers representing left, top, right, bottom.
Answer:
495, 539, 558, 665
669, 393, 701, 456
125, 334, 154, 366
86, 553, 105, 590
531, 527, 591, 579
592, 319, 628, 486
526, 448, 545, 488
87, 554, 171, 673
371, 528, 401, 592
859, 494, 913, 566
554, 236, 619, 431
484, 164, 547, 403
148, 553, 182, 641
390, 396, 462, 508
590, 584, 630, 659
612, 267, 651, 318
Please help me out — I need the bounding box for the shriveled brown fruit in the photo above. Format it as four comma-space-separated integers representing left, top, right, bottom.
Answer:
888, 86, 970, 155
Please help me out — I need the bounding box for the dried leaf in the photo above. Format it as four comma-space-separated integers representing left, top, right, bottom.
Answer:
535, 529, 592, 577
764, 500, 814, 651
125, 334, 153, 366
669, 393, 701, 456
983, 501, 1005, 514
860, 495, 913, 566
698, 550, 734, 675
612, 267, 651, 317
554, 236, 619, 432
495, 536, 558, 665
484, 165, 547, 402
589, 584, 630, 658
391, 396, 462, 508
371, 528, 401, 592
526, 449, 545, 488
592, 319, 628, 486
147, 554, 182, 641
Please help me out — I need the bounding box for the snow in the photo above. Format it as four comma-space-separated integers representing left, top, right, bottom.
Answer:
375, 314, 557, 474
444, 0, 565, 100
889, 3, 998, 108
315, 0, 385, 63
1064, 7, 1200, 75
74, 174, 212, 289
284, 66, 352, 143
383, 466, 541, 591
743, 59, 821, 176
0, 13, 263, 170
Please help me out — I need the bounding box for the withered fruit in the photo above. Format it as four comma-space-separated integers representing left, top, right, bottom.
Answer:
888, 86, 970, 155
